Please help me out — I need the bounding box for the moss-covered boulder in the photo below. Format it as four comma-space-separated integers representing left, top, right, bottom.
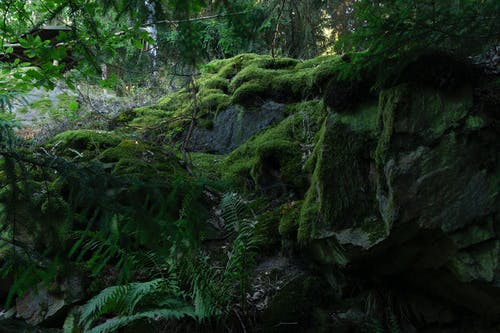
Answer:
296, 77, 499, 318
113, 54, 342, 151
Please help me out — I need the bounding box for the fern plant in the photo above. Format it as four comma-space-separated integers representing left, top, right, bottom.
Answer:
220, 192, 258, 315
72, 276, 196, 333
69, 191, 258, 332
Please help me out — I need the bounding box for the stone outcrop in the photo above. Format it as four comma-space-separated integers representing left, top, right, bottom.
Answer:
293, 76, 499, 329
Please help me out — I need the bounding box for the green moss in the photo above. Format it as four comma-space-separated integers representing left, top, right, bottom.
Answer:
98, 139, 146, 161
128, 107, 173, 128
375, 86, 401, 166
226, 55, 341, 105
228, 65, 269, 93
96, 139, 186, 179
224, 118, 304, 192
129, 54, 345, 142
295, 54, 340, 70
197, 118, 214, 130
232, 82, 269, 105
50, 130, 122, 155
297, 115, 375, 244
29, 98, 54, 112
255, 57, 299, 69
157, 90, 191, 113
201, 58, 233, 74
360, 217, 388, 244
190, 152, 224, 179
465, 115, 487, 130
375, 83, 473, 165
279, 200, 302, 237
56, 93, 78, 110
216, 54, 262, 79
198, 91, 230, 113
199, 75, 228, 91
221, 100, 326, 193
114, 108, 138, 123
337, 102, 378, 132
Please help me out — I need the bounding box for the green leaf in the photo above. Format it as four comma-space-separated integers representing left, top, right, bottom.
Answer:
69, 101, 79, 112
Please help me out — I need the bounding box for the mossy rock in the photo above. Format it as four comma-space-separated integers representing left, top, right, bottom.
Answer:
134, 53, 344, 142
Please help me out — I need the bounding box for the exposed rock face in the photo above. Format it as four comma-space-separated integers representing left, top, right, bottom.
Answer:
190, 101, 285, 154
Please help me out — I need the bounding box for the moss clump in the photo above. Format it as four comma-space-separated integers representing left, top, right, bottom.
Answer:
375, 86, 404, 166
199, 75, 228, 92
56, 93, 78, 111
97, 139, 186, 179
279, 201, 302, 253
232, 82, 269, 105
360, 217, 389, 244
190, 152, 224, 179
337, 102, 378, 132
98, 139, 146, 161
279, 201, 302, 237
29, 98, 54, 112
298, 114, 376, 243
128, 107, 173, 128
157, 90, 192, 113
465, 115, 487, 130
226, 54, 341, 105
198, 91, 231, 114
50, 130, 122, 156
113, 108, 139, 124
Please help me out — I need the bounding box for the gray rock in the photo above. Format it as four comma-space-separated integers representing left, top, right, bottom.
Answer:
190, 101, 285, 154
15, 275, 84, 326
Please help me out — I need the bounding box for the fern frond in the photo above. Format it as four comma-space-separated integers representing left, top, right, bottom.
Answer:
221, 192, 246, 232
87, 307, 196, 333
79, 276, 190, 332
79, 284, 129, 329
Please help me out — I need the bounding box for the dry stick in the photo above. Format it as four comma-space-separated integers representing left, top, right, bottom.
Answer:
181, 73, 198, 173
271, 0, 287, 59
